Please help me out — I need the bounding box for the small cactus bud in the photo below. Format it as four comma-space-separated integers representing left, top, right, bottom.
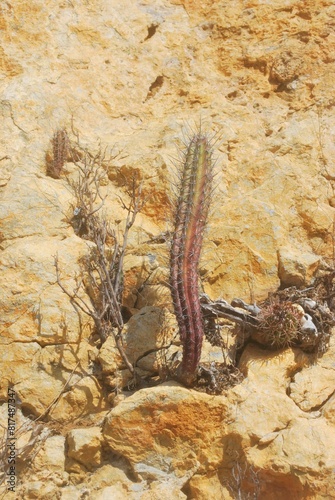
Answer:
46, 129, 69, 179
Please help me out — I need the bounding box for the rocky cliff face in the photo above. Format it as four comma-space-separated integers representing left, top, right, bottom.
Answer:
1, 0, 335, 498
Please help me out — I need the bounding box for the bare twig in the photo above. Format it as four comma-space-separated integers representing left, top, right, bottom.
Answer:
200, 293, 259, 331
55, 139, 144, 382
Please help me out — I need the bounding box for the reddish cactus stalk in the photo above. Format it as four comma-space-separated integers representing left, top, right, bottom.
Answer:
170, 133, 214, 385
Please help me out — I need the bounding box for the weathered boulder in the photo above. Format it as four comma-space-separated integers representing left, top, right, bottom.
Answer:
102, 347, 335, 499
67, 427, 103, 470
289, 339, 335, 411
98, 306, 178, 378
103, 382, 232, 477
49, 376, 109, 424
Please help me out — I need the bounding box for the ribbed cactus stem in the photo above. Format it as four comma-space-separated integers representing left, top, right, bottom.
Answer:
170, 133, 214, 385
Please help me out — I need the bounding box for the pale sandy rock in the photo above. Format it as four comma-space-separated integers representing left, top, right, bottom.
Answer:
202, 197, 282, 302
0, 235, 92, 344
238, 343, 310, 392
135, 283, 172, 309
49, 376, 108, 423
37, 341, 97, 375
0, 171, 72, 241
134, 260, 171, 309
0, 340, 96, 417
117, 216, 163, 249
0, 405, 49, 465
97, 335, 123, 374
83, 463, 140, 499
0, 342, 40, 401
187, 472, 232, 500
93, 485, 134, 500
281, 418, 335, 472
1, 0, 332, 309
130, 259, 171, 309
123, 306, 178, 372
0, 229, 102, 418
33, 435, 66, 473
122, 254, 160, 308
60, 486, 83, 500
270, 49, 302, 85
107, 152, 172, 227
86, 463, 132, 489
258, 431, 280, 446
293, 374, 330, 411
21, 481, 61, 500
98, 306, 178, 376
247, 417, 335, 499
0, 156, 13, 187
323, 393, 335, 425
278, 247, 321, 287
65, 456, 89, 477
67, 427, 102, 469
232, 346, 310, 445
88, 470, 188, 499
134, 461, 197, 493
230, 381, 302, 446
139, 481, 187, 500
105, 368, 152, 394
15, 371, 65, 418
236, 345, 335, 498
102, 370, 335, 498
289, 341, 335, 411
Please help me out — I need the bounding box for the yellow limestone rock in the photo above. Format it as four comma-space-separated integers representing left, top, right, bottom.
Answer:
103, 382, 232, 477
49, 376, 108, 423
1, 0, 335, 498
67, 427, 103, 470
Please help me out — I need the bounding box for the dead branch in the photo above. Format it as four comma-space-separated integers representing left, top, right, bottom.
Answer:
200, 280, 335, 355
55, 141, 144, 382
200, 294, 259, 331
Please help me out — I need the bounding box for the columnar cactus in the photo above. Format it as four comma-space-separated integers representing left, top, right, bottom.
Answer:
170, 133, 214, 385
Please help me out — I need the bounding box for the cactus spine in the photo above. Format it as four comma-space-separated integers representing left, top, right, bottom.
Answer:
170, 133, 214, 385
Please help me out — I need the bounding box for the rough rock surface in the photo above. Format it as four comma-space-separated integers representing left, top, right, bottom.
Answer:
103, 351, 335, 499
67, 426, 103, 469
1, 0, 335, 498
